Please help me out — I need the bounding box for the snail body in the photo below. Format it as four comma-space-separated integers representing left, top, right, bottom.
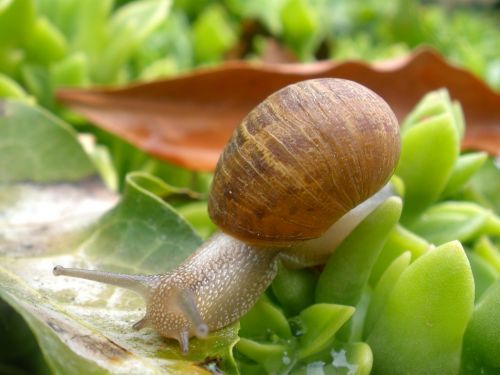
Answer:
54, 78, 400, 353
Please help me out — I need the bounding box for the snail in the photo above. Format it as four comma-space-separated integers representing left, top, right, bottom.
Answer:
53, 78, 400, 353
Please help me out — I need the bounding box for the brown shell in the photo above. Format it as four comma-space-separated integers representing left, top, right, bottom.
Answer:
208, 78, 400, 246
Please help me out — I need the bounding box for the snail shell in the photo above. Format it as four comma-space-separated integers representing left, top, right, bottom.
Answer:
208, 78, 400, 246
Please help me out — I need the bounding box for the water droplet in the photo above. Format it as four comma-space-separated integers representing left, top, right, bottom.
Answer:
331, 348, 358, 375
282, 351, 291, 365
306, 361, 326, 375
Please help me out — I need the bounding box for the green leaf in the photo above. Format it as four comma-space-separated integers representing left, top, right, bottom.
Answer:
36, 0, 111, 46
236, 338, 292, 374
175, 201, 216, 239
0, 74, 31, 101
409, 201, 500, 245
280, 0, 318, 59
316, 197, 402, 306
139, 58, 179, 81
0, 0, 13, 13
192, 4, 237, 64
367, 241, 474, 374
473, 236, 500, 273
21, 64, 55, 108
396, 112, 460, 223
226, 0, 285, 35
466, 250, 498, 302
297, 304, 355, 359
370, 224, 433, 285
94, 0, 171, 83
24, 17, 67, 66
0, 100, 94, 182
402, 89, 462, 139
70, 0, 113, 60
364, 251, 411, 337
82, 172, 204, 273
330, 341, 373, 375
239, 294, 292, 340
0, 46, 25, 78
442, 152, 488, 198
463, 158, 500, 215
50, 52, 90, 88
369, 224, 430, 286
462, 279, 500, 372
291, 341, 373, 375
133, 10, 193, 74
315, 196, 402, 342
0, 0, 35, 47
37, 0, 112, 83
271, 263, 318, 316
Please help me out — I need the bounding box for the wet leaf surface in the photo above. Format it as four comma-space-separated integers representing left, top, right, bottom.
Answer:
0, 176, 240, 374
0, 101, 239, 374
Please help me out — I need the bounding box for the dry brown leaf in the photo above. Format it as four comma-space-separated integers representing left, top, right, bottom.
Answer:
57, 48, 500, 171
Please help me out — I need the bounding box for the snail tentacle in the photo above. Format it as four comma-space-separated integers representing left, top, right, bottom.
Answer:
52, 265, 155, 297
172, 287, 208, 339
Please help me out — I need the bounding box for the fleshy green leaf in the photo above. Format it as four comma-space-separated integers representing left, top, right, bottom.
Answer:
35, 0, 111, 47
316, 197, 402, 306
239, 294, 292, 340
0, 73, 31, 100
291, 341, 373, 375
175, 201, 216, 240
462, 279, 500, 372
24, 17, 67, 65
297, 304, 355, 360
94, 0, 171, 83
396, 112, 460, 223
271, 263, 317, 316
280, 0, 318, 59
192, 4, 237, 64
473, 236, 500, 272
0, 100, 94, 182
133, 10, 193, 74
50, 53, 90, 88
0, 0, 35, 46
369, 224, 430, 286
367, 241, 475, 374
442, 152, 488, 198
236, 338, 292, 374
21, 64, 55, 108
315, 196, 402, 342
402, 89, 463, 140
466, 250, 498, 302
409, 201, 500, 245
364, 251, 411, 337
226, 0, 284, 35
462, 158, 500, 215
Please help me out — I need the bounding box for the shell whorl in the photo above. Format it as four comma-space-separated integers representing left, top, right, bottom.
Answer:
208, 78, 400, 246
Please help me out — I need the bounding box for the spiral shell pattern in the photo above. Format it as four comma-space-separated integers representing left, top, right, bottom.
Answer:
208, 78, 400, 246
